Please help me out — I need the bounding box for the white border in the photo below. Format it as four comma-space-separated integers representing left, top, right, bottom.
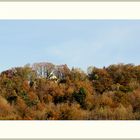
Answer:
0, 2, 140, 19
0, 121, 140, 138
0, 2, 140, 139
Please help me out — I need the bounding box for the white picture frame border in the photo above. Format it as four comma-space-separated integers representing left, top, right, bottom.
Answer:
0, 1, 140, 139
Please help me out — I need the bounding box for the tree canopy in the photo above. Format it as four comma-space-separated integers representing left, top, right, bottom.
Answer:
0, 63, 140, 120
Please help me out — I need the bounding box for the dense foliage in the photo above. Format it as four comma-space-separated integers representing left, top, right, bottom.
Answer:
0, 63, 140, 120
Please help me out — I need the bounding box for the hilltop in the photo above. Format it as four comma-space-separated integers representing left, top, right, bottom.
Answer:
0, 62, 140, 120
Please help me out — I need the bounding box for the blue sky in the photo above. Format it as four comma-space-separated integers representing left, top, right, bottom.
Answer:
0, 20, 140, 72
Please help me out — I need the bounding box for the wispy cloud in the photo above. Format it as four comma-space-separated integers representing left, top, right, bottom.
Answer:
0, 20, 140, 72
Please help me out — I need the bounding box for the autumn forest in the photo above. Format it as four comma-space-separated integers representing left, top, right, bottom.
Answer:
0, 62, 140, 120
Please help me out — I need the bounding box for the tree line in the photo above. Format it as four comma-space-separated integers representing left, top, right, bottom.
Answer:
0, 63, 140, 120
